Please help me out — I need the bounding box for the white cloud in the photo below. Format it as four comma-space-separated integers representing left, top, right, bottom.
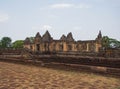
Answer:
50, 3, 92, 9
75, 4, 92, 9
41, 25, 52, 30
73, 26, 82, 30
39, 3, 92, 10
32, 25, 53, 30
0, 14, 9, 22
50, 3, 74, 9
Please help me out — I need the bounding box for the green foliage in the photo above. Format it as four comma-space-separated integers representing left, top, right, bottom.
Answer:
0, 37, 12, 48
109, 38, 120, 48
0, 41, 2, 48
102, 36, 120, 49
102, 36, 110, 49
12, 40, 24, 48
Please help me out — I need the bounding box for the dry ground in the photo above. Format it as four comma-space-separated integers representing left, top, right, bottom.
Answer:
0, 61, 120, 89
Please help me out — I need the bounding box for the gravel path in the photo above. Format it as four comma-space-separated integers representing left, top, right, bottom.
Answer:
0, 61, 120, 89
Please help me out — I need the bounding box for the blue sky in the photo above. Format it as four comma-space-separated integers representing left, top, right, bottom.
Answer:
0, 0, 120, 42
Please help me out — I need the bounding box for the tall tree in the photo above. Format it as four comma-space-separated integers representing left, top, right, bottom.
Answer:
109, 38, 120, 48
12, 40, 24, 48
0, 41, 2, 48
102, 36, 120, 49
102, 36, 110, 49
1, 37, 12, 48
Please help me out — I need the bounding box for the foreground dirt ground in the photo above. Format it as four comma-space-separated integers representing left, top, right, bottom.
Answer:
0, 61, 120, 89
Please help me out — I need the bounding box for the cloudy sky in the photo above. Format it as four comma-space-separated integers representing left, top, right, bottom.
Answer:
0, 0, 120, 42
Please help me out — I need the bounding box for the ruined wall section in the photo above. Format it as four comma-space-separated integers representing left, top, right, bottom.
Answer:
24, 31, 102, 53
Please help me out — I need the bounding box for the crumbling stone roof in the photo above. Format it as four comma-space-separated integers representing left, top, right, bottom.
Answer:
96, 30, 102, 41
34, 32, 42, 42
35, 32, 41, 38
24, 37, 31, 44
66, 32, 74, 42
24, 37, 35, 44
42, 30, 53, 42
97, 30, 102, 39
60, 34, 66, 41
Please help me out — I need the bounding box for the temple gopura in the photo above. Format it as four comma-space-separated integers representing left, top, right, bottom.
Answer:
24, 31, 102, 53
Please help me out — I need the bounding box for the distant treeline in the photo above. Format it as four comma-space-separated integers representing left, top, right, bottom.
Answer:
0, 37, 23, 48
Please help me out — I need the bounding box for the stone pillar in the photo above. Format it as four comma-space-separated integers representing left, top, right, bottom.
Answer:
63, 42, 67, 52
86, 43, 89, 52
95, 43, 99, 52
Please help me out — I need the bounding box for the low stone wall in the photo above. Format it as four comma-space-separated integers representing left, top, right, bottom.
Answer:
0, 53, 120, 68
56, 52, 98, 57
0, 55, 21, 58
35, 55, 120, 68
0, 48, 22, 55
99, 48, 120, 58
0, 57, 120, 76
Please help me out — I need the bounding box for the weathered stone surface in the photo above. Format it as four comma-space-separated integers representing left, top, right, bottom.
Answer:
42, 30, 53, 42
24, 37, 31, 44
35, 32, 41, 38
60, 34, 66, 41
34, 32, 42, 43
66, 32, 74, 42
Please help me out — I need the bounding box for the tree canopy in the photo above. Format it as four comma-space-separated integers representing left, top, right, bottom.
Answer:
102, 36, 120, 49
0, 37, 12, 48
12, 40, 24, 48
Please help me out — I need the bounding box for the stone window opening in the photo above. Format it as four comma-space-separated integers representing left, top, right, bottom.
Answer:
59, 44, 63, 51
67, 45, 72, 51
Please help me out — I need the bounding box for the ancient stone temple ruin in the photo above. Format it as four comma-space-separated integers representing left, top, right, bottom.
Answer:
23, 31, 102, 53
